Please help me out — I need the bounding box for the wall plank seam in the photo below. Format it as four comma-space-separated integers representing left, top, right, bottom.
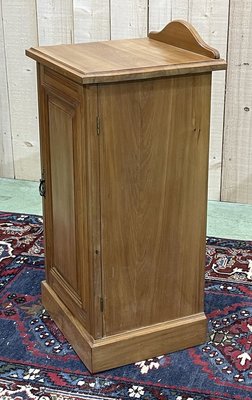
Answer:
220, 0, 231, 201
0, 0, 15, 178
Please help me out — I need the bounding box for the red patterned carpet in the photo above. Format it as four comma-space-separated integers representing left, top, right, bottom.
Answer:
0, 211, 252, 399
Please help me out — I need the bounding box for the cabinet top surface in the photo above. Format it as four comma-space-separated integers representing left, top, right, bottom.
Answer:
26, 21, 226, 84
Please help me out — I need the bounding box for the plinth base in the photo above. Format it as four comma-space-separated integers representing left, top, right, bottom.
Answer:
42, 281, 207, 373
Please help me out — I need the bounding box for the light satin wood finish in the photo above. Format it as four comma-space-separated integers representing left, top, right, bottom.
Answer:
42, 281, 207, 373
27, 21, 226, 372
148, 20, 220, 59
99, 73, 211, 336
26, 21, 226, 85
37, 66, 101, 335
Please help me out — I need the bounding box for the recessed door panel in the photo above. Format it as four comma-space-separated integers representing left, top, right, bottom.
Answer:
38, 68, 94, 331
48, 99, 77, 292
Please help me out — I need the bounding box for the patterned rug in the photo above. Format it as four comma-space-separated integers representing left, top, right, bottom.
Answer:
0, 212, 252, 400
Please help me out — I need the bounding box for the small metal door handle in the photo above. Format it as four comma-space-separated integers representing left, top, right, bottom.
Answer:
39, 178, 46, 197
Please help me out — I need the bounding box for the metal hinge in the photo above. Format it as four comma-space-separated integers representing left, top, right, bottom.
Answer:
96, 116, 100, 135
100, 297, 104, 312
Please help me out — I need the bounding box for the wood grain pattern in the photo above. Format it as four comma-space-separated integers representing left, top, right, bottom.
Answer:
38, 67, 95, 331
37, 0, 73, 46
82, 83, 103, 339
1, 0, 40, 180
0, 1, 14, 178
186, 1, 229, 201
48, 97, 77, 290
36, 64, 51, 286
32, 23, 225, 371
26, 37, 226, 84
99, 73, 212, 335
148, 20, 220, 59
2, 3, 251, 205
149, 2, 230, 201
42, 281, 93, 372
38, 67, 104, 338
92, 313, 207, 372
42, 280, 207, 373
110, 0, 148, 39
221, 0, 252, 204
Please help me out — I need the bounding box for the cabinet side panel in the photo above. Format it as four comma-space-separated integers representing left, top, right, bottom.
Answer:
99, 74, 211, 335
83, 85, 103, 339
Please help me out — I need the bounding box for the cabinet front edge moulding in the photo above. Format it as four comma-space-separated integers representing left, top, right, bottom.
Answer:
26, 20, 226, 84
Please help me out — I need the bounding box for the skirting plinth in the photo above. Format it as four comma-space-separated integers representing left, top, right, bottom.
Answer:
42, 281, 207, 373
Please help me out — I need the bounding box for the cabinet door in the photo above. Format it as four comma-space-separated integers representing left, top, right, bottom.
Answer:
99, 74, 211, 336
38, 67, 94, 332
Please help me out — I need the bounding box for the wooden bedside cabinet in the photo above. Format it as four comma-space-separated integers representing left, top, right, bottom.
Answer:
26, 20, 226, 373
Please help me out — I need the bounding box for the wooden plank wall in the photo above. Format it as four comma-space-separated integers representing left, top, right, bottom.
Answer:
221, 0, 252, 204
0, 2, 13, 178
0, 0, 250, 203
149, 0, 229, 200
1, 0, 40, 180
37, 0, 73, 45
